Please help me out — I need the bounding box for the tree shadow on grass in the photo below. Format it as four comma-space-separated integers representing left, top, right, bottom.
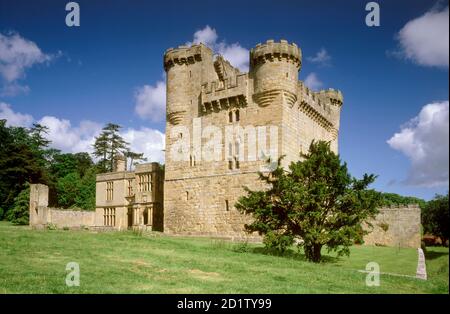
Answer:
425, 249, 449, 260
245, 246, 340, 264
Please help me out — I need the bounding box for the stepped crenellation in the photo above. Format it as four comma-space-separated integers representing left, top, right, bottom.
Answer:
164, 43, 212, 71
250, 39, 302, 69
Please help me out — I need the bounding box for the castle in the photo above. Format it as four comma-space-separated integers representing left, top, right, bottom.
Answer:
28, 39, 421, 248
163, 40, 342, 238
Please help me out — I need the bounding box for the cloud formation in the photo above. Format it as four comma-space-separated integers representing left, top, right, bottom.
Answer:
387, 101, 449, 187
303, 72, 323, 91
0, 32, 53, 96
188, 25, 249, 72
395, 6, 449, 68
1, 103, 165, 163
0, 102, 33, 127
134, 81, 166, 122
307, 48, 331, 66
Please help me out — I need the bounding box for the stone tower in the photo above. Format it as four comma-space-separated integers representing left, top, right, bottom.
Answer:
163, 40, 343, 238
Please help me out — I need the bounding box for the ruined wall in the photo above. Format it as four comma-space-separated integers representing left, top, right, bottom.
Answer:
363, 205, 421, 248
29, 184, 96, 229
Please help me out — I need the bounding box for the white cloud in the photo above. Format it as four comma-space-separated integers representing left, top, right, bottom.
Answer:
191, 25, 218, 48
122, 127, 165, 164
395, 6, 449, 68
307, 48, 331, 66
303, 72, 323, 91
134, 81, 166, 122
38, 116, 102, 154
1, 103, 165, 163
0, 31, 53, 96
0, 102, 33, 127
387, 101, 449, 187
188, 25, 249, 72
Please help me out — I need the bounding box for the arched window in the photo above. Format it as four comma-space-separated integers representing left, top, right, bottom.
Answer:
235, 110, 240, 122
229, 111, 233, 123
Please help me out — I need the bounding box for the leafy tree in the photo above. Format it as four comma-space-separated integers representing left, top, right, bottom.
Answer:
422, 193, 449, 245
236, 141, 381, 263
380, 192, 426, 209
75, 167, 97, 210
56, 172, 82, 208
0, 122, 47, 215
7, 186, 30, 225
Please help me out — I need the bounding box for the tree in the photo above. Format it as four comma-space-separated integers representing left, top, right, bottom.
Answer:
0, 121, 47, 215
93, 123, 129, 173
125, 151, 147, 171
380, 192, 426, 209
7, 186, 30, 225
75, 167, 96, 210
56, 172, 82, 208
236, 141, 381, 263
422, 193, 449, 245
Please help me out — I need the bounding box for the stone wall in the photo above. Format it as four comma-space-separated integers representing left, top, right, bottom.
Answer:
29, 184, 96, 229
363, 205, 421, 248
163, 40, 343, 237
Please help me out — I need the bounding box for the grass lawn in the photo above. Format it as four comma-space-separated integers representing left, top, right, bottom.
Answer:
0, 221, 448, 293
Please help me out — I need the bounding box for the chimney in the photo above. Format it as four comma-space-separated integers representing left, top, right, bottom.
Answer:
113, 155, 127, 172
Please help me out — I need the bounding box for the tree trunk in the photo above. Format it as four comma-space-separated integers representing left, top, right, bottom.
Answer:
305, 243, 322, 263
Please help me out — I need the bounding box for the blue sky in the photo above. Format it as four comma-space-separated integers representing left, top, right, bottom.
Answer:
0, 0, 448, 200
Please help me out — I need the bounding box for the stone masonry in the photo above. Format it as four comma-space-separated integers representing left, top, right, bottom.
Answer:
163, 40, 343, 238
28, 39, 422, 249
363, 205, 421, 248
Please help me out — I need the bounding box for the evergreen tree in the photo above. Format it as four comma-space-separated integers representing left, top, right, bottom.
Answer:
125, 151, 147, 171
236, 141, 381, 263
93, 123, 129, 172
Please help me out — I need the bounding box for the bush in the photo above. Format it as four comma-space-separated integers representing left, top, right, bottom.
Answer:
46, 223, 57, 230
7, 186, 30, 225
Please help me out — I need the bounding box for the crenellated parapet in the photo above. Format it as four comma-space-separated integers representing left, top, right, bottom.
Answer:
250, 39, 302, 70
164, 44, 213, 71
297, 82, 344, 133
200, 74, 248, 115
317, 89, 343, 107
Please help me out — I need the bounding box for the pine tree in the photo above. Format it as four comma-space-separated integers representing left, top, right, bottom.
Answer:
125, 151, 147, 171
93, 123, 129, 173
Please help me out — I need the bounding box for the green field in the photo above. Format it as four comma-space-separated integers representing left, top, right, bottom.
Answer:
0, 221, 447, 293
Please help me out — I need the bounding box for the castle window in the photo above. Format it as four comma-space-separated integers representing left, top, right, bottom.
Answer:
127, 179, 134, 196
235, 157, 240, 169
228, 160, 233, 170
104, 208, 116, 226
229, 111, 233, 123
186, 191, 189, 200
190, 155, 193, 167
106, 181, 114, 201
286, 72, 289, 78
225, 200, 229, 211
189, 71, 192, 78
235, 110, 240, 122
139, 174, 151, 192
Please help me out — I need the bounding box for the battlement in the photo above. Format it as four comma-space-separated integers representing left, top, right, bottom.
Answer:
164, 43, 213, 71
202, 73, 247, 95
200, 73, 248, 114
250, 39, 302, 69
317, 88, 343, 107
382, 204, 421, 210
